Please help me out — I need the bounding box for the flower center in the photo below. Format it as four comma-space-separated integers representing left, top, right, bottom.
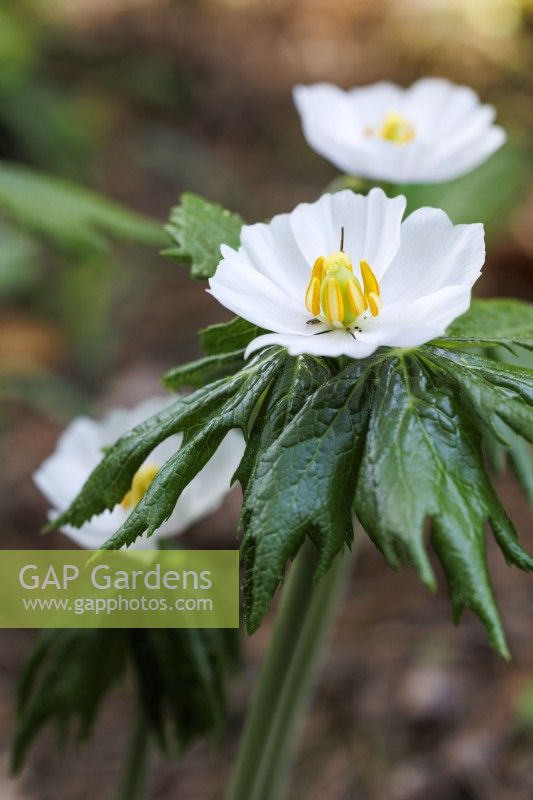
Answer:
121, 464, 159, 509
365, 111, 415, 145
305, 249, 382, 329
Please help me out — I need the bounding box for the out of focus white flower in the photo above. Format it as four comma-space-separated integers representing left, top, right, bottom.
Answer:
208, 188, 484, 360
34, 397, 245, 549
293, 78, 505, 184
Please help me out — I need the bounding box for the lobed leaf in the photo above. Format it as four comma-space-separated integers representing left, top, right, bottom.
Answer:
421, 346, 533, 443
50, 298, 533, 654
236, 354, 333, 492
129, 628, 238, 750
481, 346, 533, 504
13, 627, 239, 772
12, 629, 128, 772
354, 354, 532, 657
241, 356, 377, 633
164, 193, 244, 279
102, 349, 285, 550
241, 347, 533, 654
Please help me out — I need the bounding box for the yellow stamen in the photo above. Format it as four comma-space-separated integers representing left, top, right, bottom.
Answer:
121, 464, 159, 509
323, 278, 344, 325
379, 112, 415, 144
304, 245, 383, 328
365, 111, 415, 145
305, 276, 321, 316
310, 255, 325, 283
367, 291, 383, 317
345, 277, 367, 316
360, 259, 380, 297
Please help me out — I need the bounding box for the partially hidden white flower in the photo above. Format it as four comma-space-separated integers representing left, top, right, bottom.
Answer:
293, 78, 506, 184
208, 188, 484, 360
34, 397, 245, 550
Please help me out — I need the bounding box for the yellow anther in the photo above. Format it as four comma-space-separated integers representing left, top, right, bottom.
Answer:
379, 112, 415, 144
121, 464, 159, 509
367, 291, 383, 317
305, 275, 321, 316
345, 277, 367, 317
323, 278, 344, 325
305, 248, 383, 328
360, 260, 380, 297
310, 256, 325, 283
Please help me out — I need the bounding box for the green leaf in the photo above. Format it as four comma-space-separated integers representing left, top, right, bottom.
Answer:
199, 316, 265, 356
50, 395, 199, 530
12, 629, 129, 772
129, 628, 239, 750
53, 321, 533, 655
481, 347, 533, 504
12, 627, 239, 772
103, 350, 284, 550
241, 348, 533, 654
241, 356, 376, 633
420, 346, 533, 443
236, 354, 333, 493
438, 299, 533, 350
0, 218, 41, 298
163, 349, 246, 390
0, 159, 165, 254
51, 349, 286, 546
354, 354, 532, 658
506, 430, 533, 504
164, 193, 244, 279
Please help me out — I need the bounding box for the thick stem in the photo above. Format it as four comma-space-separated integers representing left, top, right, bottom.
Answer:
226, 536, 356, 800
114, 705, 150, 800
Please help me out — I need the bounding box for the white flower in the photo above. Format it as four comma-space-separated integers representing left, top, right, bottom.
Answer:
34, 397, 245, 549
208, 188, 484, 360
293, 78, 506, 184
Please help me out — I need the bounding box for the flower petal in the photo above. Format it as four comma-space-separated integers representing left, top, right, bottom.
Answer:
380, 207, 484, 304
404, 78, 477, 135
34, 399, 244, 549
208, 256, 311, 334
360, 284, 473, 347
239, 213, 311, 300
245, 330, 378, 359
290, 188, 405, 278
293, 83, 370, 174
424, 126, 506, 183
294, 78, 506, 183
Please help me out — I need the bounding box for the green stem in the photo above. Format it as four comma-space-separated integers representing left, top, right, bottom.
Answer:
114, 704, 150, 800
226, 536, 356, 800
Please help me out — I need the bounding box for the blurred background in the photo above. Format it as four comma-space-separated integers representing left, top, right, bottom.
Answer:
0, 0, 532, 798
